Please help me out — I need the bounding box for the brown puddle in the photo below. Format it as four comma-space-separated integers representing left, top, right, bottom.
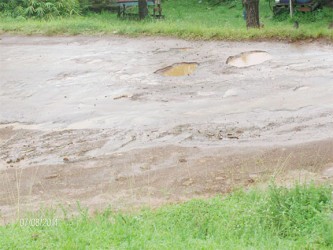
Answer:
226, 51, 272, 68
155, 62, 198, 77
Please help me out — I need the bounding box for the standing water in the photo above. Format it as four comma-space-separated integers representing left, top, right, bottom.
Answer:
155, 62, 199, 76
226, 51, 272, 68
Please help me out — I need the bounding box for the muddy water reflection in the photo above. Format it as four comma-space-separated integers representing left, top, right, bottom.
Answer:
155, 62, 198, 76
226, 51, 272, 68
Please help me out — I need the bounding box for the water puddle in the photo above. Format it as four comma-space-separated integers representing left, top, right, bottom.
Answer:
226, 51, 272, 68
155, 62, 198, 77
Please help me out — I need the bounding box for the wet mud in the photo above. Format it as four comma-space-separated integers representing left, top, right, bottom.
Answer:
0, 36, 333, 223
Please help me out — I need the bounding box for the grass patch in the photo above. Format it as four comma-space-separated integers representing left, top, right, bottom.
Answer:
0, 0, 332, 40
1, 183, 333, 249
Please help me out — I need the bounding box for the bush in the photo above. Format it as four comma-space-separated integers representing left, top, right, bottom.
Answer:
0, 0, 81, 19
263, 184, 333, 239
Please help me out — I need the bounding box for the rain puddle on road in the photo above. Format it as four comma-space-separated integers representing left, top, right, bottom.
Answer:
226, 51, 272, 68
155, 62, 198, 77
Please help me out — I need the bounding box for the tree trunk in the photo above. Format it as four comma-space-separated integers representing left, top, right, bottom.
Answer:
244, 0, 260, 29
138, 0, 148, 20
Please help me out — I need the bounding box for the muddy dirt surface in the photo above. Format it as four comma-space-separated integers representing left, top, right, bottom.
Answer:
0, 35, 333, 223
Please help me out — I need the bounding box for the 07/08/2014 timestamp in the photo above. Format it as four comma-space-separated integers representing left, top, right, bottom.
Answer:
20, 218, 58, 227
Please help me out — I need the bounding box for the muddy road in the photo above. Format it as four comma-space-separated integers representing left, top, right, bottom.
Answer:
0, 36, 333, 223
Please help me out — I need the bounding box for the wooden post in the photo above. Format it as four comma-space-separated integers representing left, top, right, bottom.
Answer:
289, 0, 293, 18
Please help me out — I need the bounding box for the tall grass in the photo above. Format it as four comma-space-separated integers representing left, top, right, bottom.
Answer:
1, 183, 333, 249
0, 0, 81, 19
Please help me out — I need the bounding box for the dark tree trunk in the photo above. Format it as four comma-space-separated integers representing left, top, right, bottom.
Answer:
244, 0, 260, 29
138, 0, 148, 20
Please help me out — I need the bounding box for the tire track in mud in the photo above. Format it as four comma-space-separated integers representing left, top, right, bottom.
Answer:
1, 104, 332, 170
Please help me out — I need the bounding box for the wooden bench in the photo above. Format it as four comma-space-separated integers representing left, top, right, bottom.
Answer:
273, 0, 320, 15
112, 0, 163, 18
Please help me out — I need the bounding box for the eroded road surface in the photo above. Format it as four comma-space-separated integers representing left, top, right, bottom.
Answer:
1, 36, 333, 223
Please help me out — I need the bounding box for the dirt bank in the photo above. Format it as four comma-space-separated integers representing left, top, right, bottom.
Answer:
0, 35, 333, 223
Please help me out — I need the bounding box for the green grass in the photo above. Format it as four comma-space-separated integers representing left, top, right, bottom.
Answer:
0, 0, 332, 40
1, 183, 333, 249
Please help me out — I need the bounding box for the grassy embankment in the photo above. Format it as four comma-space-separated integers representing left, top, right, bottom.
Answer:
1, 184, 333, 249
0, 0, 332, 40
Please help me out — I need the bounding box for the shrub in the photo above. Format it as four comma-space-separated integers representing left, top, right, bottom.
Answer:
0, 0, 81, 19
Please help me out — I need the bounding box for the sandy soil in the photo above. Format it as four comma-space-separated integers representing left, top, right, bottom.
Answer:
0, 35, 333, 223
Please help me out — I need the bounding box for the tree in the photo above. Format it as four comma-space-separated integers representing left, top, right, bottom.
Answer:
138, 0, 148, 19
244, 0, 260, 28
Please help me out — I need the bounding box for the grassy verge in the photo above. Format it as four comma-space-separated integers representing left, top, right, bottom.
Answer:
1, 183, 333, 249
0, 0, 332, 40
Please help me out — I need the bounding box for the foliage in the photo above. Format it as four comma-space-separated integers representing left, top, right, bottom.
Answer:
273, 7, 333, 23
0, 0, 81, 19
293, 7, 333, 22
1, 183, 333, 249
0, 0, 332, 40
77, 0, 91, 13
205, 0, 240, 6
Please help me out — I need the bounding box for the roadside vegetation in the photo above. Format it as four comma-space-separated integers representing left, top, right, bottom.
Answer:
0, 0, 332, 40
1, 183, 333, 249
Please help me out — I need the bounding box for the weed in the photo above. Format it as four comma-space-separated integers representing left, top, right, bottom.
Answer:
0, 0, 81, 19
1, 183, 332, 249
